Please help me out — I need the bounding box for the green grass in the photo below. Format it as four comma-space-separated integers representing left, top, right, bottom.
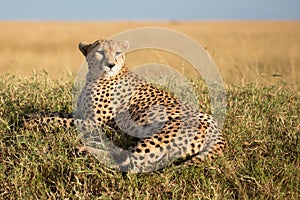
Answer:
0, 72, 299, 199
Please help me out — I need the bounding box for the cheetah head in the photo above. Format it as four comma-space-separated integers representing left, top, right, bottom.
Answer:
79, 39, 129, 79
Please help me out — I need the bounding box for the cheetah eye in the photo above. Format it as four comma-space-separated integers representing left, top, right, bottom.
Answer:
115, 51, 122, 57
96, 50, 104, 55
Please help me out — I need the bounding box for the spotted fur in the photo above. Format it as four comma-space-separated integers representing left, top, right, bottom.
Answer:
24, 39, 225, 172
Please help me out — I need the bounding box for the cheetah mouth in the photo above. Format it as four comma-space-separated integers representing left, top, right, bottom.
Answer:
104, 68, 114, 73
103, 70, 116, 76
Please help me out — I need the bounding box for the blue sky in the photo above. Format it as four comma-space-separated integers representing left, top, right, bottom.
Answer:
0, 0, 299, 20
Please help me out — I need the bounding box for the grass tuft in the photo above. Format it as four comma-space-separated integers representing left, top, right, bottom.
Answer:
0, 73, 299, 199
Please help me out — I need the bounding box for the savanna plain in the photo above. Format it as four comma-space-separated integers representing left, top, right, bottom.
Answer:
0, 21, 299, 199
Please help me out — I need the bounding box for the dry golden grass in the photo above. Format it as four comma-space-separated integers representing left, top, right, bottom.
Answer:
0, 21, 299, 89
1, 21, 300, 199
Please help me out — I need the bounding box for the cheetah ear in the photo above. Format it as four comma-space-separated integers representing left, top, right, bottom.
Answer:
79, 42, 90, 57
119, 40, 129, 53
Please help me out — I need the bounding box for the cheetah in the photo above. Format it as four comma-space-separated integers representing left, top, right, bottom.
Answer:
24, 39, 225, 172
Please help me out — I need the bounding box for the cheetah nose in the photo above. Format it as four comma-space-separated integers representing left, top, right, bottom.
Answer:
107, 63, 115, 69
